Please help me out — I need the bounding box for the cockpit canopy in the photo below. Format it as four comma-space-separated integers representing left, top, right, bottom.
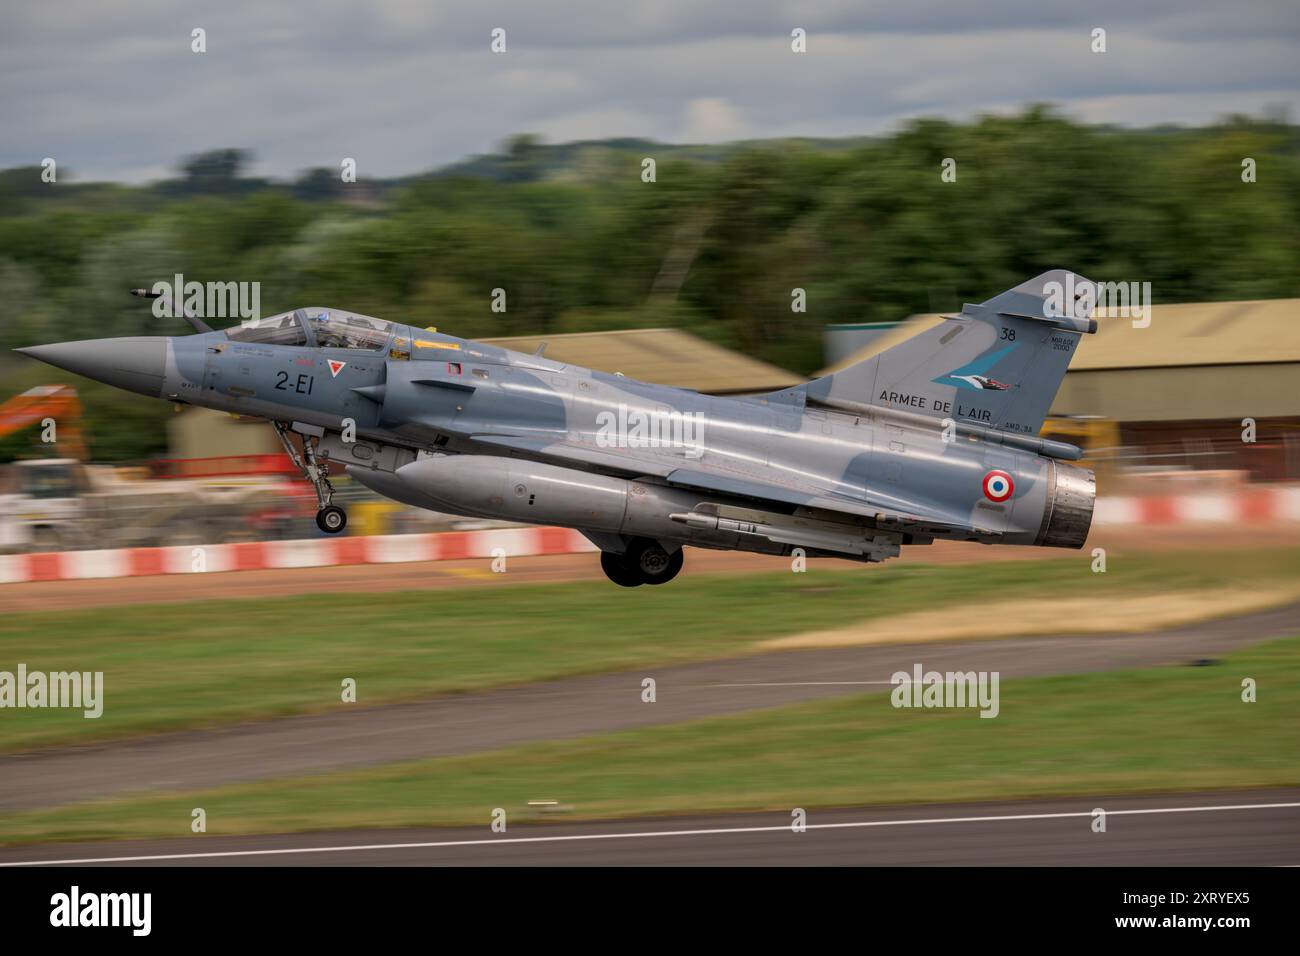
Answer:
302, 307, 392, 350
225, 308, 394, 350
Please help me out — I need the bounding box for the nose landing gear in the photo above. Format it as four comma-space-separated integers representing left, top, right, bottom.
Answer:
273, 421, 348, 535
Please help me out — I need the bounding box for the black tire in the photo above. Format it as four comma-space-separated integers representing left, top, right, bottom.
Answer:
316, 506, 347, 534
626, 539, 683, 585
600, 550, 643, 587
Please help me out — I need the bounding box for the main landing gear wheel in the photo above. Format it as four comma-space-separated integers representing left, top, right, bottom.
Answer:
601, 540, 684, 587
630, 540, 683, 585
316, 505, 347, 534
600, 550, 643, 587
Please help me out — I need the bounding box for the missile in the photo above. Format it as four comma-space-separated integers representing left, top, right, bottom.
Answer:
670, 509, 900, 561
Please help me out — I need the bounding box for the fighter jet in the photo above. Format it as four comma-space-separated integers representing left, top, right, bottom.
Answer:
16, 270, 1097, 586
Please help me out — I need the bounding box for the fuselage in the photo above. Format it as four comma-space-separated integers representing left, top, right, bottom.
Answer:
18, 303, 1095, 573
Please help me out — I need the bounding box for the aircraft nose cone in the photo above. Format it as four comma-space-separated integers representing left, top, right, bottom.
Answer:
15, 337, 168, 398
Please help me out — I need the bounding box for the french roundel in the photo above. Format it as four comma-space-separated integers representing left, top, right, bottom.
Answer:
982, 470, 1014, 502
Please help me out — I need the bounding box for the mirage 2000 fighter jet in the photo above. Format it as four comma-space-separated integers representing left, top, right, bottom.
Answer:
17, 270, 1098, 586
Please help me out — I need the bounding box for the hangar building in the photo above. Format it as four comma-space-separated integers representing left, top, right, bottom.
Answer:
821, 298, 1300, 481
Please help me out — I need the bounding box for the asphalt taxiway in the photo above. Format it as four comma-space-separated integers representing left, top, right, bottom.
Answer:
1, 789, 1295, 866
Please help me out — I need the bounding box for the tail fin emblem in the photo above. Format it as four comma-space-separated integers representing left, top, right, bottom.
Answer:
935, 343, 1018, 391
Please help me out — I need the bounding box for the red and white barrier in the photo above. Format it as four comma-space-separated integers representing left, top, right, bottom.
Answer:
2, 487, 1299, 584
1091, 486, 1300, 526
0, 526, 596, 585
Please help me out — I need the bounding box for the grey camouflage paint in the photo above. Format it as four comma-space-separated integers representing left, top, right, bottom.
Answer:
18, 271, 1098, 565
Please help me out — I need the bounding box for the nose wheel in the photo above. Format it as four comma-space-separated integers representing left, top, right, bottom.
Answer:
316, 505, 347, 534
273, 421, 348, 535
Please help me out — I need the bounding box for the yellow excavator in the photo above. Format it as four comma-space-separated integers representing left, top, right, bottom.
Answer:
0, 385, 91, 550
0, 384, 87, 459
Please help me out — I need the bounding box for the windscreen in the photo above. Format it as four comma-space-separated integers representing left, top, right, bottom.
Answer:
225, 311, 308, 346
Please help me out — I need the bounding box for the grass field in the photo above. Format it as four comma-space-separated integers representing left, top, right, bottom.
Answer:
2, 633, 1296, 845
2, 547, 1299, 752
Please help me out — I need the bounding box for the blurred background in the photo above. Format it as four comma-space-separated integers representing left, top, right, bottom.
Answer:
1, 1, 1298, 553
1, 1, 1299, 859
0, 112, 1298, 551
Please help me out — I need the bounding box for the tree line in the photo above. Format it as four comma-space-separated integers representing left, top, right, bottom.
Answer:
0, 105, 1296, 460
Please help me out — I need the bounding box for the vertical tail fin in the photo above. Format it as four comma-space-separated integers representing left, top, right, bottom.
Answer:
803, 270, 1098, 435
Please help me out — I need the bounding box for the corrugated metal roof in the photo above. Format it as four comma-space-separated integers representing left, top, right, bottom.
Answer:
816, 298, 1300, 376
815, 315, 945, 375
1072, 298, 1300, 369
481, 328, 804, 394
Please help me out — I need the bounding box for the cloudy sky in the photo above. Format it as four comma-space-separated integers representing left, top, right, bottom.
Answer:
3, 0, 1297, 182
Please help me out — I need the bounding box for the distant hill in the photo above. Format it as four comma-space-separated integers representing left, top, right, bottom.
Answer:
410, 135, 881, 184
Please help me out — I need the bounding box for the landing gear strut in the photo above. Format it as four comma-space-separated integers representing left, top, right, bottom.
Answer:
273, 421, 346, 534
600, 539, 684, 587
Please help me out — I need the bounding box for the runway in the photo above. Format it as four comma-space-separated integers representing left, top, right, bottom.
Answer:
2, 789, 1296, 866
2, 602, 1296, 812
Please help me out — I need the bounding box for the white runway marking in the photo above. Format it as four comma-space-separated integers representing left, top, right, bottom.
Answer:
709, 680, 897, 687
708, 680, 1004, 687
2, 800, 1297, 866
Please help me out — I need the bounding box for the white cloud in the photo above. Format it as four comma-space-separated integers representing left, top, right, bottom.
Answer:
0, 0, 1296, 182
677, 97, 749, 142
